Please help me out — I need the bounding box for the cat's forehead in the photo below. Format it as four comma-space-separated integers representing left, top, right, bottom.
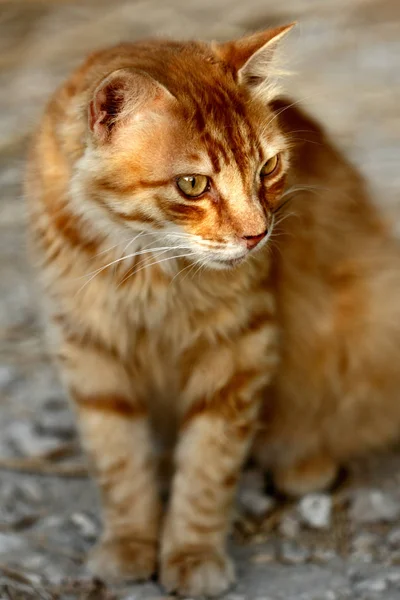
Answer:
174, 89, 283, 174
140, 43, 274, 130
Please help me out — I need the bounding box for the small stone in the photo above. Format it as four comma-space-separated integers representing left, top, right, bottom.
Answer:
0, 365, 15, 390
40, 515, 65, 530
354, 578, 387, 593
70, 512, 98, 540
34, 404, 76, 440
312, 547, 337, 564
387, 571, 400, 586
388, 528, 400, 548
251, 543, 277, 564
0, 481, 41, 528
351, 532, 380, 553
389, 550, 400, 565
251, 552, 275, 565
238, 488, 275, 518
18, 480, 43, 504
350, 489, 399, 524
6, 421, 62, 457
319, 592, 336, 600
307, 593, 337, 600
43, 397, 66, 411
298, 493, 332, 529
349, 550, 374, 564
279, 513, 301, 539
40, 563, 66, 584
0, 481, 18, 503
0, 533, 24, 555
20, 553, 47, 572
280, 541, 310, 565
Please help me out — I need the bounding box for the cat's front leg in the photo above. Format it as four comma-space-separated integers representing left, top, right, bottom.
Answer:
161, 344, 275, 597
58, 334, 161, 582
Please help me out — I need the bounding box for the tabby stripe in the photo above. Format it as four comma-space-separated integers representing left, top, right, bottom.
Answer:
183, 368, 261, 427
155, 195, 205, 222
45, 200, 101, 255
91, 189, 160, 226
72, 391, 145, 418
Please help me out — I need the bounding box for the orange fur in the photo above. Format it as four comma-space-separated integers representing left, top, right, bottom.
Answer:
26, 29, 290, 597
26, 25, 400, 597
254, 99, 400, 496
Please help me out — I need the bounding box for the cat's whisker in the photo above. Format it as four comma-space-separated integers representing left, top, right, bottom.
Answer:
116, 251, 195, 288
116, 244, 190, 286
109, 232, 154, 275
74, 244, 190, 295
285, 138, 323, 149
265, 92, 326, 129
120, 230, 155, 255
284, 130, 324, 147
191, 257, 207, 279
273, 210, 298, 228
80, 245, 188, 279
164, 232, 223, 249
272, 184, 330, 215
188, 258, 206, 281
93, 240, 130, 259
170, 258, 201, 285
269, 219, 298, 241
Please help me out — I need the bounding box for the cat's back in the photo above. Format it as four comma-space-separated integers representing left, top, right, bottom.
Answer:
269, 99, 396, 362
271, 98, 387, 272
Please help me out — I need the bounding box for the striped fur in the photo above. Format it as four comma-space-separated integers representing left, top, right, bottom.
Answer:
253, 100, 400, 497
27, 25, 400, 597
26, 28, 290, 596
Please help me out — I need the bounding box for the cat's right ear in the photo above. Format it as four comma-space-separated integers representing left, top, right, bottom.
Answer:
89, 68, 174, 143
215, 24, 295, 102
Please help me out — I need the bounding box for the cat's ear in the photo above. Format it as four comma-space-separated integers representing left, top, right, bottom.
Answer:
89, 68, 174, 143
215, 24, 295, 101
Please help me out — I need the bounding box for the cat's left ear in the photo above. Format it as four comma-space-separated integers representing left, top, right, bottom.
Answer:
215, 23, 295, 101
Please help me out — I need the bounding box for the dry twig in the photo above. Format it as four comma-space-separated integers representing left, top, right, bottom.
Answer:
0, 443, 88, 478
0, 456, 88, 478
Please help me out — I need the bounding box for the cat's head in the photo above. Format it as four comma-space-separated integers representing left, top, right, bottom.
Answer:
80, 25, 294, 269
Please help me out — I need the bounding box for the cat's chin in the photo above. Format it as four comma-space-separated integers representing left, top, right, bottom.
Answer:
205, 256, 246, 270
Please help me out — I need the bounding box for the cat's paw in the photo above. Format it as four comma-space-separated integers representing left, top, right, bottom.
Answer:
87, 536, 157, 582
160, 546, 235, 597
273, 454, 339, 497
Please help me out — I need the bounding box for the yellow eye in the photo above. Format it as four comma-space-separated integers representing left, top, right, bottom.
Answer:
260, 154, 279, 177
176, 175, 209, 198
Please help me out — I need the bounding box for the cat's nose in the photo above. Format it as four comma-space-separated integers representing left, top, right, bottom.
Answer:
242, 229, 268, 250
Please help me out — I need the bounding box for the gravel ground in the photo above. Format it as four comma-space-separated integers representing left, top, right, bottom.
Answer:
0, 1, 400, 598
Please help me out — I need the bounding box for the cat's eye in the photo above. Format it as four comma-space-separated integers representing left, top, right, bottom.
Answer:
260, 154, 279, 177
176, 175, 209, 198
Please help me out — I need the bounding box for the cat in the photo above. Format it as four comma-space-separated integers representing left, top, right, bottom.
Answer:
25, 23, 400, 597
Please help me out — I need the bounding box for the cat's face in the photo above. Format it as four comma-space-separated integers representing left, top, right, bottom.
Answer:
81, 27, 293, 269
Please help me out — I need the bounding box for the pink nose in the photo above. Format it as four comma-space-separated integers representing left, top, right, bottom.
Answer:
242, 230, 268, 250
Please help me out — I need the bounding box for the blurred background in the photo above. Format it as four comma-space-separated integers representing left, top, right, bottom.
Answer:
0, 1, 399, 599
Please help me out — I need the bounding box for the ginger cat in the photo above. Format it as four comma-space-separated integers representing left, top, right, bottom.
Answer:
26, 24, 400, 597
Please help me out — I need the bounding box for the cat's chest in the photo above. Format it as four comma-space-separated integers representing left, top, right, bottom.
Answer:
116, 270, 220, 402
117, 263, 256, 369
123, 268, 235, 350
